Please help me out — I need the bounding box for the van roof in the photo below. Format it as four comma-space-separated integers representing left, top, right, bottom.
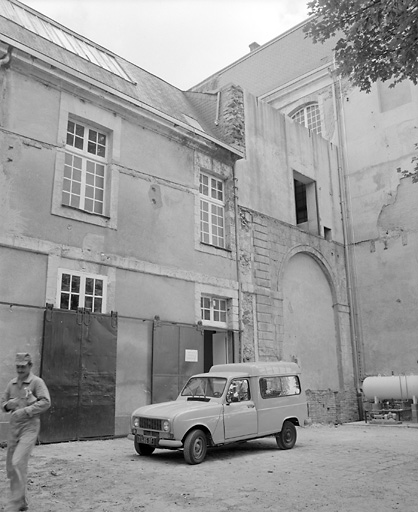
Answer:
209, 361, 301, 377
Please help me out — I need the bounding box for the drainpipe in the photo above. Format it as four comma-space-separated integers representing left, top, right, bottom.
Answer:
214, 91, 221, 126
330, 60, 364, 418
232, 161, 245, 362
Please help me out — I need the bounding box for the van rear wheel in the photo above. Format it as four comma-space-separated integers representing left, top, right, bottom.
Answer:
276, 421, 297, 450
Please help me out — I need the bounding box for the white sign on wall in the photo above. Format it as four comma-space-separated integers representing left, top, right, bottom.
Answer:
185, 349, 198, 362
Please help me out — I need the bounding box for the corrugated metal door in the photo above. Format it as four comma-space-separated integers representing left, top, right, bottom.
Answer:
152, 322, 204, 403
39, 307, 117, 443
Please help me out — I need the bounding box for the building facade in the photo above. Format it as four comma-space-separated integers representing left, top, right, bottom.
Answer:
0, 1, 358, 442
192, 18, 418, 394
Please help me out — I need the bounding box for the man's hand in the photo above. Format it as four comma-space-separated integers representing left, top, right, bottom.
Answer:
12, 408, 28, 420
5, 399, 20, 411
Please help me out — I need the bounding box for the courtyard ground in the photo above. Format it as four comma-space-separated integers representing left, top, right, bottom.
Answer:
1, 422, 417, 512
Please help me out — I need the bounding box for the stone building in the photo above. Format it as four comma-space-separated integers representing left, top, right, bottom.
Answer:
0, 1, 358, 442
192, 18, 418, 393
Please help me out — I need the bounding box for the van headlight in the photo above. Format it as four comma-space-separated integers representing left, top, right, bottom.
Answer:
162, 420, 170, 432
133, 417, 139, 428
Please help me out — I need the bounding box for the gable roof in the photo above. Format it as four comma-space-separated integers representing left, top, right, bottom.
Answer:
190, 19, 338, 96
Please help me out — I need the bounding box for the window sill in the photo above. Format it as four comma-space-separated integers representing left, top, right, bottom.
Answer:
200, 320, 228, 329
197, 242, 233, 258
51, 203, 116, 229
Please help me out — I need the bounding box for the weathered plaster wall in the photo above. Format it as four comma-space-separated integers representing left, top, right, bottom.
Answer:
341, 80, 418, 378
237, 209, 357, 423
0, 63, 240, 439
115, 270, 195, 323
282, 252, 340, 390
267, 71, 418, 386
0, 304, 45, 440
237, 92, 343, 244
351, 176, 418, 377
235, 93, 357, 422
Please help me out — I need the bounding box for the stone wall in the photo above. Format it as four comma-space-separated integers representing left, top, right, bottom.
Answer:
238, 206, 359, 423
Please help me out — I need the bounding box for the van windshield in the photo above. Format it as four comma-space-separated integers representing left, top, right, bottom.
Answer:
181, 377, 227, 398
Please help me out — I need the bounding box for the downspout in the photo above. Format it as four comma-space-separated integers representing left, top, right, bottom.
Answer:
330, 60, 364, 418
214, 91, 221, 126
232, 160, 245, 362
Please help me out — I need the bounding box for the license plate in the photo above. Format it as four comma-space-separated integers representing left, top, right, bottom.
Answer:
137, 434, 157, 446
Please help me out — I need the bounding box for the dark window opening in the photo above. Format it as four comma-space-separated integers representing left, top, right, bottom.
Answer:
294, 179, 308, 224
324, 227, 332, 240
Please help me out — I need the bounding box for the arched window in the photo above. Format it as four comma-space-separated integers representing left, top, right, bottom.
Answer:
291, 103, 322, 135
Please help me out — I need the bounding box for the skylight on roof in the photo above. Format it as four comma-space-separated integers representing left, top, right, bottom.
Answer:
183, 114, 204, 131
0, 0, 134, 83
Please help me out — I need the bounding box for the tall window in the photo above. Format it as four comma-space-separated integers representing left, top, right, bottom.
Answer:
291, 103, 321, 135
58, 270, 106, 313
293, 171, 319, 235
294, 179, 308, 224
201, 296, 227, 325
199, 172, 225, 248
63, 119, 107, 215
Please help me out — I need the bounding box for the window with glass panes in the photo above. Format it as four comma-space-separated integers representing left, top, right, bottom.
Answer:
63, 120, 107, 215
291, 103, 321, 135
58, 270, 106, 313
201, 296, 227, 324
199, 172, 225, 248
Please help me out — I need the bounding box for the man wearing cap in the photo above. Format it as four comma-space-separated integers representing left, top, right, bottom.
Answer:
1, 353, 51, 512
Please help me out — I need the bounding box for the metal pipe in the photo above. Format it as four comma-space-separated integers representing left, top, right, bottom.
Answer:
214, 91, 221, 126
232, 161, 244, 362
330, 64, 363, 398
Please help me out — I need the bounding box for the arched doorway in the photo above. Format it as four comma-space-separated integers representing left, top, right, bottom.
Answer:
282, 252, 340, 393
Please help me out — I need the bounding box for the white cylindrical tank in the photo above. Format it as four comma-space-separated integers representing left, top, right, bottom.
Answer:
363, 375, 418, 400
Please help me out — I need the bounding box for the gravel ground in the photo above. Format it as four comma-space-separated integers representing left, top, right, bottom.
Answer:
1, 423, 418, 512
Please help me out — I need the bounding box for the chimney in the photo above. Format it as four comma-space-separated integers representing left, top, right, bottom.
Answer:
249, 42, 260, 52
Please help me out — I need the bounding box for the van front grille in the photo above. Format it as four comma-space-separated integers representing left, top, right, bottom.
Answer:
139, 417, 162, 431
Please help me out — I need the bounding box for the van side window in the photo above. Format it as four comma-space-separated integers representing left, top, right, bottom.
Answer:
259, 376, 301, 399
226, 379, 251, 402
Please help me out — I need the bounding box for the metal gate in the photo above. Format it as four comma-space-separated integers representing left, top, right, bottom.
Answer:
39, 306, 117, 443
152, 321, 204, 403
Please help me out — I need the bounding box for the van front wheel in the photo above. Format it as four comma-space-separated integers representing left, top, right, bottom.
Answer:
184, 429, 207, 464
276, 421, 297, 450
134, 440, 155, 456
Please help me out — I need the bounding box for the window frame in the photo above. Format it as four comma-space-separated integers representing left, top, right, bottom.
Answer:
259, 376, 301, 399
226, 378, 251, 402
51, 93, 121, 229
291, 102, 322, 135
63, 118, 108, 216
56, 269, 107, 313
200, 295, 228, 328
199, 171, 226, 249
293, 170, 319, 235
294, 179, 308, 224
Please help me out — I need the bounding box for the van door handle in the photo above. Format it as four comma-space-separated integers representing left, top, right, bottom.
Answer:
247, 404, 255, 408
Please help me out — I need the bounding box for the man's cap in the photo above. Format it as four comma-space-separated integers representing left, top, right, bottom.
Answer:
15, 353, 32, 365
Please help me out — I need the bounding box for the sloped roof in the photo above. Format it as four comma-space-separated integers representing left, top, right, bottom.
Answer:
190, 19, 338, 96
0, 0, 224, 145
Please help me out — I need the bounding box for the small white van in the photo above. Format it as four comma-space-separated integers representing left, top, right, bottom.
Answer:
131, 361, 308, 464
